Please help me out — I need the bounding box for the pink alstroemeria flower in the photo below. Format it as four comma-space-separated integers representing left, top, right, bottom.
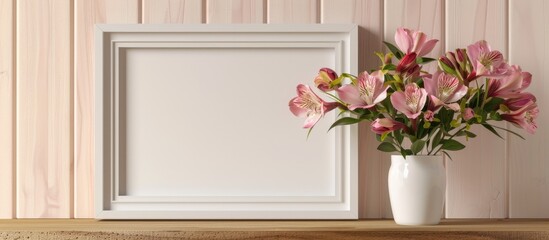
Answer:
289, 84, 338, 129
395, 27, 438, 57
504, 92, 536, 111
487, 71, 531, 99
390, 83, 428, 119
424, 71, 468, 111
467, 40, 506, 77
371, 118, 406, 135
314, 68, 339, 92
501, 101, 539, 134
337, 70, 389, 110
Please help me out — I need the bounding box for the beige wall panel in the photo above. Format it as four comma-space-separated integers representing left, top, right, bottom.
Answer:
268, 0, 318, 23
74, 0, 140, 218
143, 0, 203, 23
508, 0, 549, 218
207, 0, 263, 23
0, 0, 14, 219
445, 0, 508, 218
17, 0, 72, 218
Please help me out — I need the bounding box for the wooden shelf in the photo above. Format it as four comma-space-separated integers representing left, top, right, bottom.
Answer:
0, 219, 548, 239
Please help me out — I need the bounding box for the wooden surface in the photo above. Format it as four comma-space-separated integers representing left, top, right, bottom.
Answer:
16, 0, 72, 218
0, 0, 14, 219
445, 0, 508, 218
0, 220, 548, 240
74, 0, 140, 218
0, 219, 548, 231
2, 0, 549, 219
508, 0, 549, 218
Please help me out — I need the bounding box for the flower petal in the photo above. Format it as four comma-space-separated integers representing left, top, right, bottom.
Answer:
390, 91, 414, 118
417, 39, 438, 56
395, 28, 412, 53
303, 113, 321, 129
424, 71, 439, 96
289, 97, 307, 117
337, 85, 366, 110
446, 84, 468, 103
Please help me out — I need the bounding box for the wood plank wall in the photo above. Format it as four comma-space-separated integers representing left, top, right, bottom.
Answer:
0, 0, 547, 219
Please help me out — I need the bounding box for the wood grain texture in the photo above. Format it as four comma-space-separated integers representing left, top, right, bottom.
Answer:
445, 0, 508, 218
1, 219, 549, 231
16, 0, 72, 218
267, 0, 318, 23
143, 0, 203, 23
74, 0, 140, 218
207, 0, 263, 23
384, 0, 444, 72
508, 0, 549, 218
320, 0, 386, 219
0, 0, 14, 219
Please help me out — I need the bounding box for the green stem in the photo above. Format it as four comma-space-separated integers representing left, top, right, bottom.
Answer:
480, 78, 489, 110
433, 126, 468, 155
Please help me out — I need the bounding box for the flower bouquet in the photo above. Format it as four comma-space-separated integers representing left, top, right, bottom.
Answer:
289, 28, 538, 159
288, 28, 538, 225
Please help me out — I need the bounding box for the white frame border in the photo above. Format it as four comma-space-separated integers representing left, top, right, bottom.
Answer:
95, 24, 358, 219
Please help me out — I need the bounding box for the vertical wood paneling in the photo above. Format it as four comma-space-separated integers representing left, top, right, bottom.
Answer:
74, 0, 140, 218
1, 0, 547, 219
509, 0, 549, 217
321, 0, 385, 219
16, 0, 72, 218
207, 0, 263, 23
445, 0, 508, 218
384, 0, 444, 72
267, 0, 318, 23
143, 0, 203, 23
0, 0, 14, 219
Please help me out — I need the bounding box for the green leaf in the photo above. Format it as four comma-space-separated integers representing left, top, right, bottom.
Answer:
442, 151, 453, 161
382, 64, 397, 71
394, 130, 404, 144
457, 130, 477, 138
381, 132, 390, 141
383, 41, 404, 59
438, 59, 457, 75
441, 139, 466, 151
482, 123, 504, 139
416, 57, 436, 64
490, 124, 526, 140
490, 112, 502, 121
377, 142, 398, 152
483, 97, 504, 111
431, 128, 443, 149
464, 131, 477, 138
328, 117, 361, 131
411, 140, 426, 155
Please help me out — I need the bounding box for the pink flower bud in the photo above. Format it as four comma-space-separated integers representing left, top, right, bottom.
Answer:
424, 110, 435, 122
314, 68, 339, 92
463, 108, 475, 121
371, 118, 406, 135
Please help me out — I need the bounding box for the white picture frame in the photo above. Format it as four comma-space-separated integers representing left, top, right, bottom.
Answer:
95, 24, 358, 219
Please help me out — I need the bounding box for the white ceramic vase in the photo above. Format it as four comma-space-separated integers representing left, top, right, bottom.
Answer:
388, 155, 446, 225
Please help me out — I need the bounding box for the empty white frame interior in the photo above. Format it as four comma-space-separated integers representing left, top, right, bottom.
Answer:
95, 24, 358, 219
